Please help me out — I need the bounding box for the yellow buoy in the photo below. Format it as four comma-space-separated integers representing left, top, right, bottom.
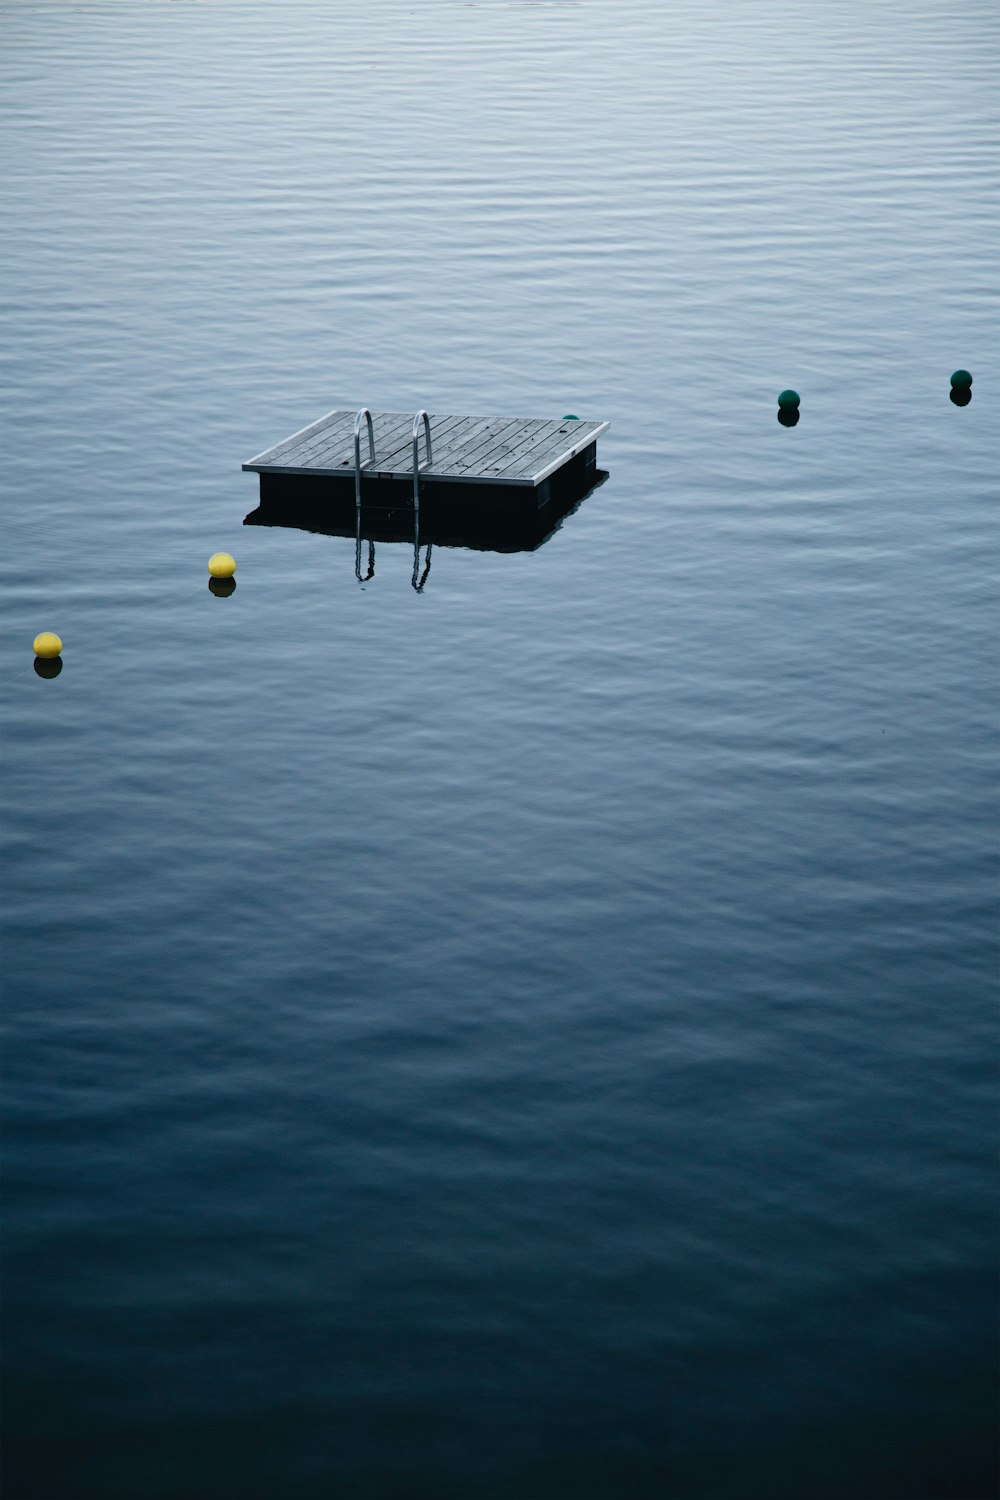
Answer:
207, 552, 236, 578
33, 631, 63, 659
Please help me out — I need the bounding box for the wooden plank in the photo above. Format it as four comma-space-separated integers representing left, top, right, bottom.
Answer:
365, 414, 559, 479
296, 413, 414, 471
243, 407, 349, 469
435, 418, 555, 478
424, 416, 529, 476
266, 410, 357, 468
273, 412, 462, 476
279, 409, 408, 469
432, 418, 548, 476
253, 411, 518, 476
476, 420, 581, 478
244, 411, 609, 486
362, 413, 470, 475
340, 414, 520, 479
499, 419, 604, 474
490, 420, 606, 481
274, 412, 406, 472
528, 421, 609, 484
250, 410, 409, 472
245, 408, 349, 467
511, 430, 600, 484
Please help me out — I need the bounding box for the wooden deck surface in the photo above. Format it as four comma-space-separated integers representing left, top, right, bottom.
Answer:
243, 411, 609, 488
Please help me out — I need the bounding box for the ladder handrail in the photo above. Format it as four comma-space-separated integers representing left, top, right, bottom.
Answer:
354, 408, 375, 509
354, 408, 376, 582
355, 532, 375, 583
411, 542, 432, 592
411, 410, 432, 513
353, 406, 433, 589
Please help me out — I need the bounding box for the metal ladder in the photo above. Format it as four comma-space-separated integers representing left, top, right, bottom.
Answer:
353, 409, 376, 582
353, 408, 433, 591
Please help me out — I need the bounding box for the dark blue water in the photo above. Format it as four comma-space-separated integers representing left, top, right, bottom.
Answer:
2, 4, 997, 1497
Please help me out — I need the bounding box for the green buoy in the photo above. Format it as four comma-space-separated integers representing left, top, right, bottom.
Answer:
562, 414, 580, 421
777, 389, 800, 411
950, 369, 973, 390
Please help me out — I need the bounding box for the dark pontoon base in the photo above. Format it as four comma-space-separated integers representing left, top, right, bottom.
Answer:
246, 455, 608, 555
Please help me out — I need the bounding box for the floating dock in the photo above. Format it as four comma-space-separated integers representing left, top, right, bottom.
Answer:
245, 468, 608, 556
243, 408, 610, 507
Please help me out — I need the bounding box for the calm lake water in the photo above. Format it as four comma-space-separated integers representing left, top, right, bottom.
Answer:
2, 3, 997, 1497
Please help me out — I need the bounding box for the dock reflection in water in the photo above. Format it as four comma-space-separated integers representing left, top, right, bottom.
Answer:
244, 467, 608, 590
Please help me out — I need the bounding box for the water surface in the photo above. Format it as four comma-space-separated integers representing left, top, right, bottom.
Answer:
1, 3, 997, 1497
